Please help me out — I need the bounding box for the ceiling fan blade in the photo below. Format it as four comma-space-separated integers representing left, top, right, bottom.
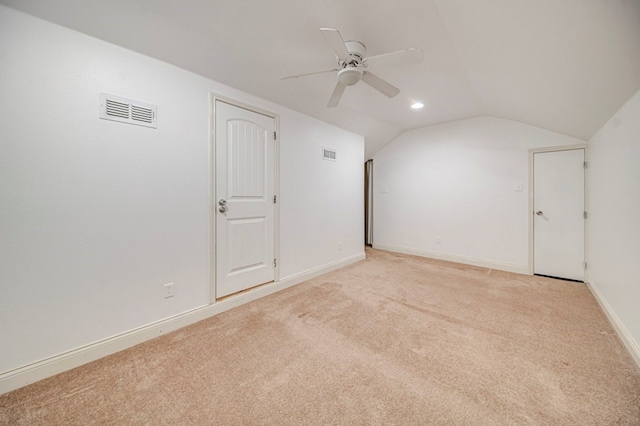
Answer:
281, 68, 338, 80
364, 48, 423, 69
327, 82, 346, 107
320, 28, 351, 62
362, 72, 400, 98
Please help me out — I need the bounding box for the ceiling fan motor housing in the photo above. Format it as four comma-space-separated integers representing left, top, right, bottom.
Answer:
344, 41, 366, 61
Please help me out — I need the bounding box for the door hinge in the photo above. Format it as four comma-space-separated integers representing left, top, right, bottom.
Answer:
273, 259, 277, 267
273, 195, 277, 204
584, 261, 587, 270
274, 131, 277, 140
584, 211, 587, 219
583, 161, 588, 169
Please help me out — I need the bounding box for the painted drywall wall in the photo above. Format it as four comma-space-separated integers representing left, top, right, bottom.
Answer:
372, 116, 583, 270
280, 114, 364, 275
0, 5, 364, 374
587, 89, 640, 353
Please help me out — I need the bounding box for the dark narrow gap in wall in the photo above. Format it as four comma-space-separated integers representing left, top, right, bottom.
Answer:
364, 159, 373, 246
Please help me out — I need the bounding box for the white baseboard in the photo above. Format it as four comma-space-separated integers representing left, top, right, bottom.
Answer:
586, 281, 640, 370
373, 243, 530, 275
0, 252, 365, 395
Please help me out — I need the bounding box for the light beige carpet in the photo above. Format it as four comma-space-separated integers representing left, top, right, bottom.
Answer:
1, 249, 639, 425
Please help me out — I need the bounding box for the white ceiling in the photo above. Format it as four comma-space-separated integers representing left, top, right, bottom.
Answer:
3, 0, 640, 158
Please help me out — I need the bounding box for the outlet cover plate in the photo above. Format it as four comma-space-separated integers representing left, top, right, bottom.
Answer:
164, 283, 174, 299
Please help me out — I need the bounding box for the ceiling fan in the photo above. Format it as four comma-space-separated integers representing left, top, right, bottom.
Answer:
281, 28, 423, 107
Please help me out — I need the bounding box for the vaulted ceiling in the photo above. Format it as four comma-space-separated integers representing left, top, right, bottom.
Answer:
3, 0, 640, 158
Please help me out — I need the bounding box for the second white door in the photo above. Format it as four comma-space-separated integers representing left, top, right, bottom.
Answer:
533, 149, 585, 281
215, 100, 275, 298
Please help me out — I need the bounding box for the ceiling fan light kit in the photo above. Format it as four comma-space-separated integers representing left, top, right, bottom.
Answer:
281, 28, 423, 108
338, 67, 363, 86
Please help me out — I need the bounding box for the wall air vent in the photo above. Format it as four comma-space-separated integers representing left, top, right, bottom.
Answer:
99, 93, 157, 128
322, 147, 337, 161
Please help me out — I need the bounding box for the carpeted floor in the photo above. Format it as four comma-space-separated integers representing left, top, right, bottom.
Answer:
1, 249, 639, 425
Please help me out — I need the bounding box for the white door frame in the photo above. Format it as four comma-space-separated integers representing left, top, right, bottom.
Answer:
209, 94, 280, 303
528, 143, 588, 279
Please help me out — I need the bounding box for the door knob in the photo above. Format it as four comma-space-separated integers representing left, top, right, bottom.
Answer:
219, 205, 227, 213
218, 199, 226, 206
536, 210, 543, 216
218, 199, 227, 213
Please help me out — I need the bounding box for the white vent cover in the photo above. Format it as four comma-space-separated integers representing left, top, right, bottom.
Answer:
322, 147, 337, 161
99, 93, 157, 128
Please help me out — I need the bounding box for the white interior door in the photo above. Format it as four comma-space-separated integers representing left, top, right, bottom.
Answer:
215, 100, 275, 298
533, 149, 585, 281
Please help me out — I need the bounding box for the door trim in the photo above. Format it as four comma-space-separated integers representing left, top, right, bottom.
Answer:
209, 94, 280, 303
528, 143, 588, 278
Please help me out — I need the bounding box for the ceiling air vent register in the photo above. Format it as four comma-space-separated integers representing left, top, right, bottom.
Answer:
322, 147, 337, 161
99, 93, 157, 128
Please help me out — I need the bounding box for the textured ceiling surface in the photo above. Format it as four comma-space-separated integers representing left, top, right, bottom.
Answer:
2, 0, 640, 157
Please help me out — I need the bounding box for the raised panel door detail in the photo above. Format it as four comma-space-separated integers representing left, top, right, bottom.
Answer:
227, 217, 267, 274
228, 120, 266, 199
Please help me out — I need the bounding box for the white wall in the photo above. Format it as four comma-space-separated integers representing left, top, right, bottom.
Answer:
587, 89, 640, 358
0, 6, 363, 375
373, 116, 582, 271
280, 115, 364, 276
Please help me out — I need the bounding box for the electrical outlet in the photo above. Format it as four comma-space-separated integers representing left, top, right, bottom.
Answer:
164, 283, 174, 299
436, 236, 442, 245
338, 242, 343, 251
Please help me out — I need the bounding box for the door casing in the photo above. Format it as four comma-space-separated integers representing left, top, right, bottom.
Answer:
209, 94, 280, 303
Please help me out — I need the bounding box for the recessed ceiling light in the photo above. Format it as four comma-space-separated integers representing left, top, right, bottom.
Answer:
411, 102, 424, 109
